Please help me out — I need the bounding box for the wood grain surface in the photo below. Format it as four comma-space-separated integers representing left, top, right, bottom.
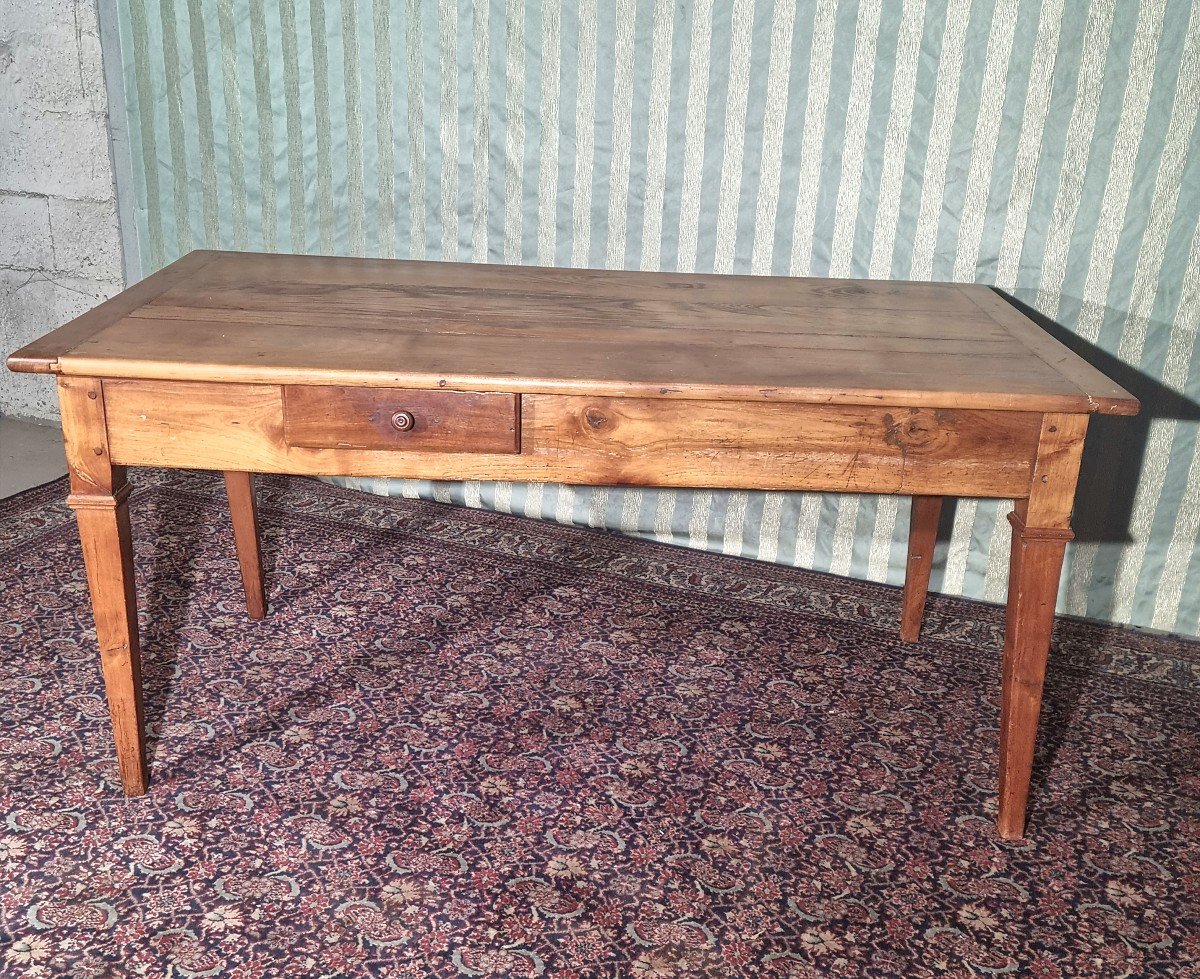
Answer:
57, 376, 149, 796
9, 251, 1138, 416
283, 386, 520, 453
100, 379, 1043, 498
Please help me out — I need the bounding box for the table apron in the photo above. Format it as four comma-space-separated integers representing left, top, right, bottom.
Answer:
100, 378, 1042, 498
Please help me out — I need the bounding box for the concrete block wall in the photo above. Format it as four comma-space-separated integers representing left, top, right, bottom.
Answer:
0, 0, 124, 422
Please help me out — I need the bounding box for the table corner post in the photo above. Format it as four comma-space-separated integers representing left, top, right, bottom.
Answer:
58, 376, 149, 797
996, 412, 1087, 839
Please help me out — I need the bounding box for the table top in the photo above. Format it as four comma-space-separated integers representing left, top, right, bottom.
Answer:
8, 249, 1137, 414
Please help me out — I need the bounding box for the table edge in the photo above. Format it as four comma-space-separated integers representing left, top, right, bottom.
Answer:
7, 250, 1141, 417
4, 250, 225, 375
48, 358, 1138, 415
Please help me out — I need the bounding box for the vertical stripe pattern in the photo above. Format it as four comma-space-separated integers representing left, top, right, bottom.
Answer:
107, 0, 1200, 637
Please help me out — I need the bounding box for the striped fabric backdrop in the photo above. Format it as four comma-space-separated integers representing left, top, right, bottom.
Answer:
104, 0, 1200, 635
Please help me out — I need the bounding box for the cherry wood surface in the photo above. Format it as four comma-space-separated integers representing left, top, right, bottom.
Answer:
6, 251, 1140, 840
57, 376, 148, 796
14, 250, 1137, 415
282, 386, 520, 453
101, 380, 1042, 497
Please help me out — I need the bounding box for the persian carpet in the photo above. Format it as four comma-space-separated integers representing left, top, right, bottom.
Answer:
1, 470, 1197, 978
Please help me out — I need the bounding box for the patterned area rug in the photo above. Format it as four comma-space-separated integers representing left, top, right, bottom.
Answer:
1, 470, 1198, 978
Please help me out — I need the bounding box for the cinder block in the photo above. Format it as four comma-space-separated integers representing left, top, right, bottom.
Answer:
0, 105, 116, 200
49, 197, 122, 279
50, 272, 122, 323
0, 269, 56, 341
0, 269, 121, 421
0, 368, 59, 421
0, 0, 122, 423
77, 11, 107, 116
0, 193, 53, 269
1, 19, 96, 113
0, 271, 59, 420
0, 0, 77, 40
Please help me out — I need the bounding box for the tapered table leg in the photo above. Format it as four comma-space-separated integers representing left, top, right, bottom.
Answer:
901, 496, 942, 642
224, 471, 267, 619
59, 377, 148, 796
995, 413, 1087, 839
997, 512, 1071, 839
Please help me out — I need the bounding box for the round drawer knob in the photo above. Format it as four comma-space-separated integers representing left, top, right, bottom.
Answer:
390, 410, 415, 432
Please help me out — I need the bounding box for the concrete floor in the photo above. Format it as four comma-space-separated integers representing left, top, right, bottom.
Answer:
0, 416, 67, 498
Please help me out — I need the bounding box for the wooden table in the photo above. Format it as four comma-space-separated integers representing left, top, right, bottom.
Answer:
7, 250, 1138, 839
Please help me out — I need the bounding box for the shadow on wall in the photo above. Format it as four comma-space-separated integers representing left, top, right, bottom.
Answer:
948, 290, 1200, 624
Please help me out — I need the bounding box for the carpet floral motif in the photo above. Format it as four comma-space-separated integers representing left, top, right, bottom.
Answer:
1, 470, 1197, 977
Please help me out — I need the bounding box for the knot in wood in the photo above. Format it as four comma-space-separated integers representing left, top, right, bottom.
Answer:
882, 408, 951, 453
583, 407, 611, 432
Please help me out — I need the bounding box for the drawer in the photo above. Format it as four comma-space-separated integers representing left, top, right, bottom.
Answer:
282, 385, 520, 453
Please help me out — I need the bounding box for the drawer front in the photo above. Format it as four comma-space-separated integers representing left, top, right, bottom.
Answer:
282, 385, 520, 453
